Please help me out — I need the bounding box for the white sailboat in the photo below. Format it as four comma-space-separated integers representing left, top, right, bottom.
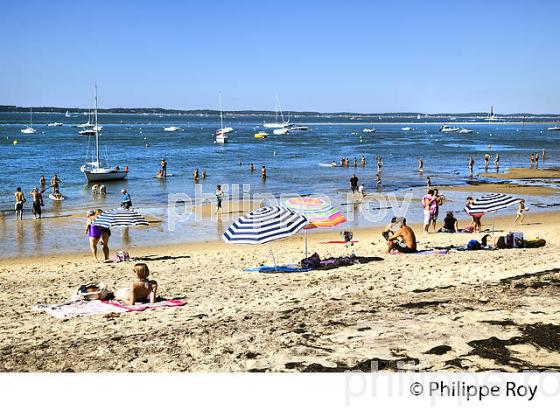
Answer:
263, 96, 290, 129
215, 93, 231, 144
20, 108, 37, 134
47, 122, 63, 127
484, 105, 497, 121
65, 110, 71, 118
80, 84, 128, 182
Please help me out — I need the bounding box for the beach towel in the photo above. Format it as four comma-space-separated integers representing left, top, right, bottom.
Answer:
390, 249, 449, 256
318, 240, 359, 244
34, 298, 186, 318
244, 265, 312, 273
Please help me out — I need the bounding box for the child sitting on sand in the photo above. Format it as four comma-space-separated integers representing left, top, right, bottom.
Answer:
115, 263, 158, 305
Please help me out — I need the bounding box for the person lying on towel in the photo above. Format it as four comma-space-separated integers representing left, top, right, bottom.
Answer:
386, 218, 417, 254
115, 263, 158, 305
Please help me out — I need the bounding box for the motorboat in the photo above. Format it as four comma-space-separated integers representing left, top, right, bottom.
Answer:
363, 128, 375, 133
547, 126, 560, 131
458, 128, 474, 134
273, 128, 289, 135
440, 124, 460, 133
80, 84, 128, 182
288, 125, 308, 131
401, 126, 413, 131
47, 122, 63, 127
20, 108, 37, 134
164, 126, 182, 132
255, 132, 268, 139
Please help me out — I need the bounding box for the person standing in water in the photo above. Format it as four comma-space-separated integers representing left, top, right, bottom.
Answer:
530, 153, 534, 168
377, 157, 382, 174
193, 168, 199, 181
484, 153, 490, 170
494, 153, 500, 170
361, 155, 366, 167
14, 187, 26, 221
202, 170, 207, 179
160, 158, 167, 177
349, 174, 359, 194
542, 149, 546, 162
418, 158, 423, 173
215, 185, 224, 216
353, 157, 358, 167
535, 152, 539, 168
30, 187, 44, 219
426, 176, 432, 191
249, 163, 255, 172
51, 174, 62, 194
468, 156, 474, 176
39, 175, 46, 187
376, 174, 382, 189
261, 166, 267, 180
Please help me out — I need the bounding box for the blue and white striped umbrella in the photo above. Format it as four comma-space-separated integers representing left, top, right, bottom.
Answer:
464, 193, 522, 216
223, 206, 308, 244
93, 208, 149, 228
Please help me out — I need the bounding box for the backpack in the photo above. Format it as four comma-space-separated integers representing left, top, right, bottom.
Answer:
113, 250, 130, 263
467, 240, 482, 251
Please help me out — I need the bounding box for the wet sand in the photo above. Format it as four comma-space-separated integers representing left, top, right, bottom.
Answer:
480, 167, 560, 179
1, 210, 559, 372
441, 182, 560, 196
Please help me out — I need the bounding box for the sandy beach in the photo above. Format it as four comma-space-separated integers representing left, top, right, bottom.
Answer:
1, 205, 559, 372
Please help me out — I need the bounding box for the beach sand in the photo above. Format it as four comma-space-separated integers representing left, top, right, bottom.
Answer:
441, 182, 560, 196
1, 209, 559, 372
480, 167, 560, 180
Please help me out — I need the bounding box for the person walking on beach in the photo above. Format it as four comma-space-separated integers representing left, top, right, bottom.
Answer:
261, 165, 267, 180
96, 209, 111, 261
431, 189, 444, 232
426, 176, 432, 191
422, 189, 436, 233
361, 155, 366, 167
418, 158, 423, 173
386, 218, 417, 254
85, 210, 103, 262
30, 187, 44, 219
14, 187, 26, 221
513, 199, 528, 224
466, 196, 482, 233
349, 174, 359, 194
494, 153, 500, 171
358, 183, 365, 200
468, 156, 474, 176
530, 153, 534, 168
535, 152, 539, 169
376, 174, 382, 189
215, 185, 224, 216
160, 158, 167, 177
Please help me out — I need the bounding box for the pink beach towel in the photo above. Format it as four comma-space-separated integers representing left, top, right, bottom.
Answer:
34, 299, 186, 318
101, 299, 186, 312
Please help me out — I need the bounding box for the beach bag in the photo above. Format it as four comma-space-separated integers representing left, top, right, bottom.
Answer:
113, 250, 130, 263
467, 240, 482, 251
462, 225, 474, 233
301, 252, 321, 269
74, 282, 109, 301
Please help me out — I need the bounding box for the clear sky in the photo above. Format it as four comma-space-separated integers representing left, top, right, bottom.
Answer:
1, 0, 559, 113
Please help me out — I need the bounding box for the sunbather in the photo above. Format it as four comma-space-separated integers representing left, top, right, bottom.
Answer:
115, 263, 158, 305
386, 218, 417, 253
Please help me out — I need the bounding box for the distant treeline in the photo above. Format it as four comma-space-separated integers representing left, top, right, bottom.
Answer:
0, 105, 559, 118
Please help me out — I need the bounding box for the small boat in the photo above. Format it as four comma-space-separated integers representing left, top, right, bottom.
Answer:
214, 93, 229, 144
255, 132, 268, 139
288, 125, 308, 131
79, 128, 96, 135
77, 121, 94, 128
65, 111, 71, 118
80, 84, 128, 182
49, 192, 65, 201
547, 126, 560, 131
217, 126, 234, 134
164, 126, 182, 132
401, 126, 413, 131
440, 124, 460, 133
273, 128, 289, 135
458, 128, 474, 134
20, 108, 37, 134
47, 122, 63, 127
363, 128, 375, 133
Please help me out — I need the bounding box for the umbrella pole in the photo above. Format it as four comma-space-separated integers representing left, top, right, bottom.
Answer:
304, 229, 308, 258
269, 244, 277, 269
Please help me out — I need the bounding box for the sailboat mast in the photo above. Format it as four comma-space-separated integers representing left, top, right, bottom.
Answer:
94, 84, 100, 167
30, 108, 33, 127
219, 92, 224, 129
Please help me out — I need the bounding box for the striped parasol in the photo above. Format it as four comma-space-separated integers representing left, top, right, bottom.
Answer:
285, 196, 346, 228
93, 208, 149, 228
464, 193, 522, 216
285, 196, 347, 257
222, 206, 308, 245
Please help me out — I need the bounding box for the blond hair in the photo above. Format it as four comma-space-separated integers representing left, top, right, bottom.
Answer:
133, 263, 150, 280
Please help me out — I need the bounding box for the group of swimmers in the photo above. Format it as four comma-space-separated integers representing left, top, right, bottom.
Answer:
333, 155, 367, 168
529, 150, 545, 168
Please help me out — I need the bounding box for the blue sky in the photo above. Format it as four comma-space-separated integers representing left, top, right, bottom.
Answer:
1, 0, 559, 113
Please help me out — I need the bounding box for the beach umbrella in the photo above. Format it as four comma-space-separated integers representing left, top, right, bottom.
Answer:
285, 196, 347, 257
93, 208, 149, 228
222, 206, 308, 266
464, 193, 522, 231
